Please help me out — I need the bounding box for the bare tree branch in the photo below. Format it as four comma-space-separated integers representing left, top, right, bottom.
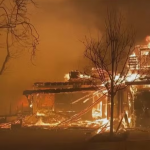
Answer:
0, 0, 39, 75
83, 9, 135, 136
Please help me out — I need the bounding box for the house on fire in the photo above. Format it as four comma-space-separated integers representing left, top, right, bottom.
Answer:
22, 44, 150, 128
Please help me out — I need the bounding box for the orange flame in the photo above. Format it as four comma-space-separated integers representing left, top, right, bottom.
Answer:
146, 36, 150, 48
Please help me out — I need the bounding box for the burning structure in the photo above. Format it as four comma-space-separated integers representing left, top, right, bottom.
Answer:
20, 41, 150, 131
126, 43, 150, 128
22, 72, 131, 130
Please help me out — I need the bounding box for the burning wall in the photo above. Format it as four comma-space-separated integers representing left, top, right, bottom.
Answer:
131, 85, 150, 128
55, 92, 93, 120
23, 84, 134, 130
30, 94, 55, 114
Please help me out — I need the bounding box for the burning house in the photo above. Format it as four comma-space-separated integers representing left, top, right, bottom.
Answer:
22, 70, 132, 129
126, 43, 150, 128
21, 41, 150, 130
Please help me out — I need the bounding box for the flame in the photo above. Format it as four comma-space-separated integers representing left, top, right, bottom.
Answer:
115, 74, 120, 81
36, 112, 45, 117
35, 118, 50, 126
146, 36, 150, 48
35, 118, 59, 127
128, 117, 131, 124
64, 73, 70, 81
96, 119, 110, 134
126, 73, 140, 82
141, 51, 149, 55
79, 74, 90, 79
129, 53, 136, 57
64, 72, 90, 81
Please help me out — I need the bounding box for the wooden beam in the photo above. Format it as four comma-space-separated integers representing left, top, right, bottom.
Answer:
23, 87, 97, 95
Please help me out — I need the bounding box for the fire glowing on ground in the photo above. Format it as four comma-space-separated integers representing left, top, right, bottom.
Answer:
35, 117, 60, 127
24, 116, 110, 130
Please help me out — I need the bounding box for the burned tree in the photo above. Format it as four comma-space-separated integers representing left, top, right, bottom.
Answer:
83, 10, 135, 136
0, 0, 39, 75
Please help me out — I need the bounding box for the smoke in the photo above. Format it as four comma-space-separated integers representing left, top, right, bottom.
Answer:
0, 0, 150, 114
38, 0, 150, 41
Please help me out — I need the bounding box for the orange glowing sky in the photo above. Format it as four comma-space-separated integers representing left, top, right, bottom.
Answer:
0, 0, 150, 114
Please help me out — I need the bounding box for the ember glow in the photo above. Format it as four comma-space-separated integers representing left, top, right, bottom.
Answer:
36, 112, 45, 117
64, 71, 91, 81
146, 36, 150, 48
96, 119, 110, 134
21, 66, 136, 132
64, 73, 70, 81
126, 74, 140, 82
130, 53, 136, 57
79, 74, 90, 79
35, 118, 60, 127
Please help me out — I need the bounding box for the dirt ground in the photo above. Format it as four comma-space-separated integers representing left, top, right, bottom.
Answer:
0, 129, 150, 150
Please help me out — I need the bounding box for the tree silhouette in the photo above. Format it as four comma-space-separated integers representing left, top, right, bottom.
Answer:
0, 0, 39, 75
83, 10, 135, 136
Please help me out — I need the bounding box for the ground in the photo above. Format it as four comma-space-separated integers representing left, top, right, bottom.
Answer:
0, 128, 150, 150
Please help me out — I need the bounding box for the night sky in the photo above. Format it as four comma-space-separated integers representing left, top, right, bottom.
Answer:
0, 0, 150, 114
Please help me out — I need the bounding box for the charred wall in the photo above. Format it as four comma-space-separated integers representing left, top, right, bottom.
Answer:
134, 90, 150, 127
55, 92, 93, 120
